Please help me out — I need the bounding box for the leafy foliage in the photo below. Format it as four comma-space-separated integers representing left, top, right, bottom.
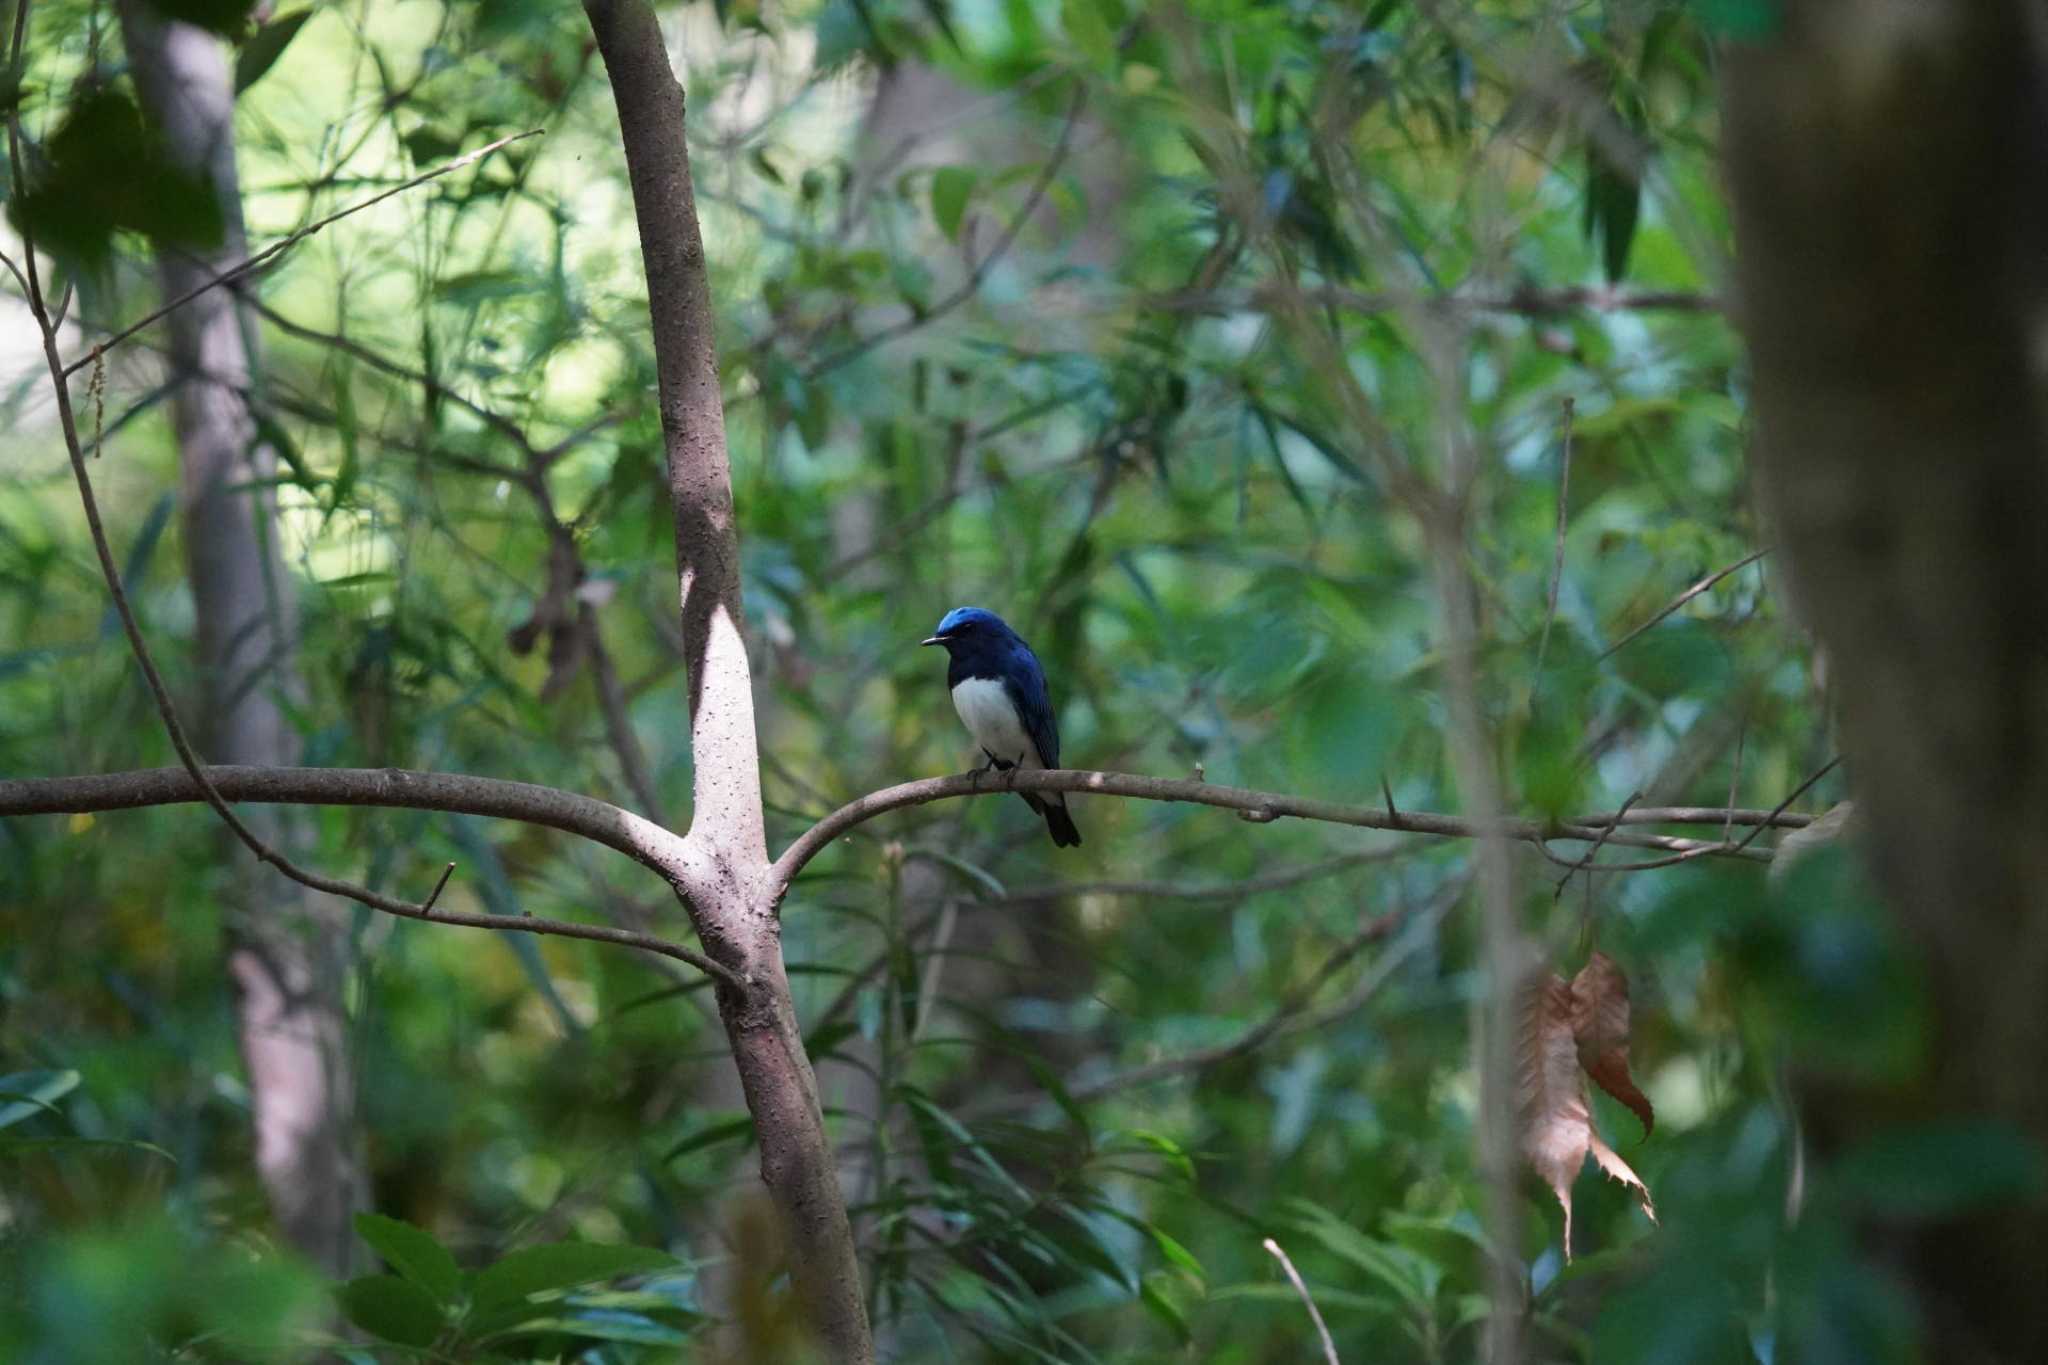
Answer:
0, 0, 1977, 1359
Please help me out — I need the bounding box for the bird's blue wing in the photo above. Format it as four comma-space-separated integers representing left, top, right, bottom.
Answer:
1000, 645, 1061, 770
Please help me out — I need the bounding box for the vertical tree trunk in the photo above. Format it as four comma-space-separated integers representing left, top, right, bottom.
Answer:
579, 1, 874, 1358
116, 0, 364, 1277
1723, 5, 2048, 1358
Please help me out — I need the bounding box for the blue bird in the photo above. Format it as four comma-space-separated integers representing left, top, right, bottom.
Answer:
921, 607, 1082, 848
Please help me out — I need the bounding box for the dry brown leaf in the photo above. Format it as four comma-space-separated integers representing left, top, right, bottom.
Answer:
1569, 951, 1655, 1137
1516, 971, 1592, 1259
1589, 1134, 1657, 1228
1515, 967, 1658, 1261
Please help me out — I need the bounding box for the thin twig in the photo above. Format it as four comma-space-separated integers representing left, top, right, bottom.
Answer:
799, 83, 1087, 381
1731, 755, 1842, 855
1263, 1238, 1343, 1365
1067, 906, 1403, 1098
1555, 788, 1638, 900
1534, 396, 1575, 678
59, 128, 545, 378
245, 295, 541, 459
998, 843, 1418, 904
1599, 547, 1770, 661
1147, 282, 1721, 319
770, 768, 1773, 900
1568, 804, 1810, 829
1724, 717, 1748, 845
422, 861, 458, 912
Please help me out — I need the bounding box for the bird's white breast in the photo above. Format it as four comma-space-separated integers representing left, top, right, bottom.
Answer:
951, 676, 1040, 767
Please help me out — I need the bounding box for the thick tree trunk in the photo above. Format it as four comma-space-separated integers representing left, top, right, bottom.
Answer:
579, 1, 874, 1359
116, 1, 364, 1276
1723, 5, 2048, 1358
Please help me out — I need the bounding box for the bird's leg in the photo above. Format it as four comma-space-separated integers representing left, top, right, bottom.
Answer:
970, 749, 999, 789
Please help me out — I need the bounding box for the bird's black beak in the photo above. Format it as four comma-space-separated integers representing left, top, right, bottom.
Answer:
919, 634, 946, 647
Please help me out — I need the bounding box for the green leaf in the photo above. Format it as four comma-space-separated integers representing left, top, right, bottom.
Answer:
1286, 1201, 1433, 1312
1690, 0, 1780, 40
479, 1311, 690, 1346
1061, 0, 1116, 65
1583, 132, 1643, 283
910, 847, 1007, 899
1139, 1277, 1193, 1344
11, 90, 223, 265
252, 411, 318, 492
471, 1243, 677, 1310
432, 270, 537, 307
0, 1136, 176, 1162
0, 1070, 79, 1131
234, 10, 314, 94
660, 1116, 754, 1163
336, 1274, 446, 1348
403, 126, 464, 168
354, 1214, 462, 1306
930, 166, 978, 241
1833, 1120, 2046, 1220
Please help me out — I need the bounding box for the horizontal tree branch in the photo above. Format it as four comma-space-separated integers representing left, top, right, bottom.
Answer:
1, 766, 737, 984
0, 763, 690, 878
1147, 282, 1722, 320
1, 765, 738, 983
1575, 804, 1811, 829
768, 768, 1777, 902
5, 762, 1801, 975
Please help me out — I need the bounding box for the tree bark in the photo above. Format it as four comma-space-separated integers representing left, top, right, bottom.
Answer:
1723, 5, 2048, 1358
577, 1, 873, 1358
115, 0, 364, 1277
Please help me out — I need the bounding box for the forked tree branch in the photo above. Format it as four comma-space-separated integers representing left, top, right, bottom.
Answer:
0, 766, 737, 986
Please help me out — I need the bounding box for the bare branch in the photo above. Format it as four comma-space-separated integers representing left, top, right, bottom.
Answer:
0, 765, 737, 986
1147, 282, 1722, 320
1064, 902, 1409, 1100
1731, 755, 1843, 856
770, 768, 1773, 901
1263, 1238, 1343, 1365
1572, 804, 1810, 830
1555, 789, 1639, 900
0, 764, 689, 877
1600, 547, 1770, 661
245, 295, 543, 461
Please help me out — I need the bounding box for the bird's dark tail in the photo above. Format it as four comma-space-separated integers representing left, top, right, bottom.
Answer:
1042, 797, 1082, 848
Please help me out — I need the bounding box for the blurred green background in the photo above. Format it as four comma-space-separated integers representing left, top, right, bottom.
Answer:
5, 0, 2007, 1360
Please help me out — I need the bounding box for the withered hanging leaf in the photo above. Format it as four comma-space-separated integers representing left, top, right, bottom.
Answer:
1569, 951, 1654, 1137
1516, 969, 1656, 1261
1517, 972, 1593, 1259
1588, 1133, 1656, 1229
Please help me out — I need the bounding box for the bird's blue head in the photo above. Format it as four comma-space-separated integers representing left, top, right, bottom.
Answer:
920, 606, 1017, 656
